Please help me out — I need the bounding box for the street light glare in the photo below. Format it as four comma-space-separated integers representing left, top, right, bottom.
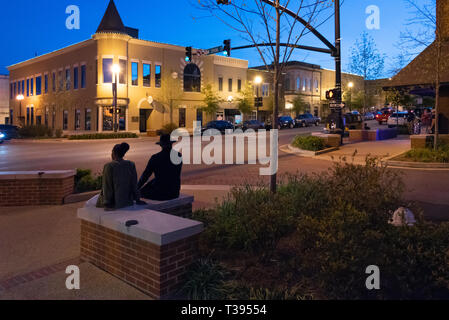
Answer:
16, 94, 24, 101
254, 76, 262, 84
111, 64, 121, 74
348, 82, 354, 88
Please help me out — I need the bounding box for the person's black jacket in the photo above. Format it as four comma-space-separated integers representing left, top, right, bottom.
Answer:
138, 148, 182, 201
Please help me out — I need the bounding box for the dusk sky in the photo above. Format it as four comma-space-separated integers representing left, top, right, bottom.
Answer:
0, 0, 423, 76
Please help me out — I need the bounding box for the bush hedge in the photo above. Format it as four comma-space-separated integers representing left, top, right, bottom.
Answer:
400, 143, 449, 163
74, 168, 102, 193
291, 135, 327, 151
18, 125, 54, 138
189, 159, 449, 299
68, 132, 138, 140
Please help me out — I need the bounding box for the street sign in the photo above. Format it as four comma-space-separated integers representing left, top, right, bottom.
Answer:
329, 102, 345, 109
196, 46, 224, 57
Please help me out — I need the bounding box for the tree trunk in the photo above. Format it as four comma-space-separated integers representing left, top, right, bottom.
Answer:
270, 1, 281, 194
435, 29, 441, 150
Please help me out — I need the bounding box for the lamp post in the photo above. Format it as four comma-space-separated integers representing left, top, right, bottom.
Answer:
111, 64, 121, 132
254, 76, 263, 121
16, 94, 24, 126
348, 82, 353, 111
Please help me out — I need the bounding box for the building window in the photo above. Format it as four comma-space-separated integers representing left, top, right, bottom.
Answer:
228, 78, 233, 92
315, 79, 319, 93
52, 73, 56, 92
95, 60, 98, 85
85, 109, 91, 130
75, 109, 81, 130
143, 63, 151, 87
14, 82, 17, 96
303, 79, 306, 92
238, 79, 242, 92
179, 108, 186, 128
183, 64, 201, 92
52, 108, 56, 129
284, 77, 290, 91
296, 77, 301, 91
262, 84, 269, 97
103, 108, 113, 131
45, 108, 49, 127
36, 116, 42, 125
44, 74, 48, 93
63, 110, 68, 130
119, 59, 127, 84
30, 78, 34, 96
18, 81, 21, 96
21, 80, 25, 95
36, 76, 42, 96
9, 109, 13, 125
10, 84, 13, 99
27, 107, 34, 125
155, 65, 162, 88
81, 65, 86, 88
196, 108, 203, 126
218, 77, 223, 91
103, 58, 113, 83
132, 62, 138, 86
65, 68, 71, 90
309, 79, 313, 92
26, 79, 30, 96
58, 70, 63, 91
74, 67, 79, 89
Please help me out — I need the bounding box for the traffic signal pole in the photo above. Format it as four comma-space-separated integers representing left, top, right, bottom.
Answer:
334, 0, 344, 144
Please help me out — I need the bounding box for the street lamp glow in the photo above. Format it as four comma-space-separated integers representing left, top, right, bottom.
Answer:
227, 96, 234, 102
16, 94, 24, 101
111, 64, 121, 74
254, 76, 263, 85
348, 82, 354, 88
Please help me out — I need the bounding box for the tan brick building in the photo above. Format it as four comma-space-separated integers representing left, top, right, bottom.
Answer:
7, 0, 248, 134
0, 75, 9, 124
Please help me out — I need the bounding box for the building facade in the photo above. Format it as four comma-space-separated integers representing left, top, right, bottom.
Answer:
7, 0, 248, 134
0, 75, 9, 124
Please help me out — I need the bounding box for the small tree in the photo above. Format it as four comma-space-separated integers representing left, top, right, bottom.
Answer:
202, 84, 222, 115
291, 94, 307, 116
348, 32, 386, 115
237, 81, 254, 118
157, 74, 183, 124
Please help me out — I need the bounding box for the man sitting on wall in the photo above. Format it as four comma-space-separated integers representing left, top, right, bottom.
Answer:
138, 134, 182, 201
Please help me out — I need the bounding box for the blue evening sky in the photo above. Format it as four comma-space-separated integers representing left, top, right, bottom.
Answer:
0, 0, 419, 76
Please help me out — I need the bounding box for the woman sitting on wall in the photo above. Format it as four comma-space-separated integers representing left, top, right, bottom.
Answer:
96, 142, 142, 210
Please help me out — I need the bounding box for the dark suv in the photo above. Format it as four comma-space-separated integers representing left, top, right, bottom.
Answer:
278, 116, 295, 129
0, 125, 19, 143
295, 113, 321, 127
202, 120, 235, 134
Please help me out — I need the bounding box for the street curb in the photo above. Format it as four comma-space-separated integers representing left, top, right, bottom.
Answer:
382, 154, 449, 169
287, 144, 339, 157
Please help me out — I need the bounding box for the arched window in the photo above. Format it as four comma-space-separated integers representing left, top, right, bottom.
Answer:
184, 64, 201, 92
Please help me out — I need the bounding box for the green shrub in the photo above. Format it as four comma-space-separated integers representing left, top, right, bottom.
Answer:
157, 123, 179, 136
401, 144, 449, 163
74, 168, 102, 193
18, 125, 54, 138
191, 158, 449, 299
291, 135, 326, 151
55, 129, 63, 138
68, 132, 138, 140
179, 258, 229, 300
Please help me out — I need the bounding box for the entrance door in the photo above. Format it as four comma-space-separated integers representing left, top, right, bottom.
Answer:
139, 109, 152, 133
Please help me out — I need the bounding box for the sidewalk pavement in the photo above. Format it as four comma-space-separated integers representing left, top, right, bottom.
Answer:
314, 136, 411, 164
0, 187, 229, 300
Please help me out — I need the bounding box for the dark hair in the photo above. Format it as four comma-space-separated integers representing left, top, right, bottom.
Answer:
112, 142, 130, 159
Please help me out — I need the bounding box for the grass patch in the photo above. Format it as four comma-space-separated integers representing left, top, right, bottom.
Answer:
394, 144, 449, 163
291, 135, 327, 151
68, 132, 138, 140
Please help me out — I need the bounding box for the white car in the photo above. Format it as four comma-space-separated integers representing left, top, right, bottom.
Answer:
387, 112, 408, 127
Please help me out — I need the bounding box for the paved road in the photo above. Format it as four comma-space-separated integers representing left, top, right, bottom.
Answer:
1, 122, 448, 220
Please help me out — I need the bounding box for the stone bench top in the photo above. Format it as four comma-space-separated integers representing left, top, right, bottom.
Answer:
79, 194, 201, 246
86, 193, 194, 211
0, 170, 76, 180
312, 133, 341, 137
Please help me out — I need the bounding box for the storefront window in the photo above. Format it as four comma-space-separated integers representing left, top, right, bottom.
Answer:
63, 110, 68, 130
85, 109, 92, 131
75, 109, 81, 130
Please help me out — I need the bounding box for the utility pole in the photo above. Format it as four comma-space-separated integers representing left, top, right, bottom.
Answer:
334, 0, 344, 140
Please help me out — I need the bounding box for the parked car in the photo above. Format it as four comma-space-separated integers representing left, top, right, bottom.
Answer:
364, 112, 375, 121
278, 116, 295, 129
202, 120, 235, 134
376, 110, 392, 125
0, 125, 19, 141
351, 110, 360, 115
387, 112, 409, 127
324, 113, 362, 135
295, 113, 321, 127
241, 120, 265, 131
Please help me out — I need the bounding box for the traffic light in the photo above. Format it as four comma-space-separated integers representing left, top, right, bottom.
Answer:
326, 88, 340, 101
185, 47, 192, 62
223, 40, 231, 57
217, 0, 230, 4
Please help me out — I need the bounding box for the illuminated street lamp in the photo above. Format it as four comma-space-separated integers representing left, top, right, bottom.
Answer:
111, 64, 121, 132
254, 76, 263, 121
347, 82, 354, 111
16, 94, 24, 125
